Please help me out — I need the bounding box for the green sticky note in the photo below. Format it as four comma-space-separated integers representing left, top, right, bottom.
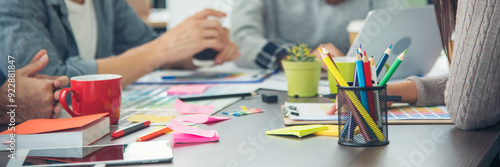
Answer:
265, 125, 329, 138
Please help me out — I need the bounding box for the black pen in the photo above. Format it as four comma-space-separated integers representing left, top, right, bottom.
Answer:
179, 92, 257, 101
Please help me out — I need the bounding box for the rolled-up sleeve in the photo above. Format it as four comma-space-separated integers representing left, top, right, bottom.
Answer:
111, 0, 158, 55
0, 0, 97, 78
231, 0, 293, 70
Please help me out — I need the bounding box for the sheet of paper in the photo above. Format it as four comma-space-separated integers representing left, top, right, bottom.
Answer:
174, 99, 214, 114
177, 115, 230, 124
168, 120, 216, 137
285, 102, 337, 121
167, 85, 208, 95
0, 113, 108, 135
126, 115, 174, 123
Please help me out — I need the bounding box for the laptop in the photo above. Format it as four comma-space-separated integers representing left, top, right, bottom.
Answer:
346, 6, 443, 80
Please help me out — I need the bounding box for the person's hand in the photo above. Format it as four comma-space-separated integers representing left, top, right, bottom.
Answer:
0, 50, 69, 123
311, 43, 345, 70
214, 28, 240, 65
153, 9, 227, 67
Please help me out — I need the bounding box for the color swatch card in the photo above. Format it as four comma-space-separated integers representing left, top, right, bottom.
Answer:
174, 99, 214, 114
265, 125, 328, 138
177, 115, 230, 124
284, 102, 450, 121
168, 120, 219, 144
387, 105, 450, 120
167, 85, 208, 95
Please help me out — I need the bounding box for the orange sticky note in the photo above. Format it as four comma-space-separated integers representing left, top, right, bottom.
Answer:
0, 113, 108, 135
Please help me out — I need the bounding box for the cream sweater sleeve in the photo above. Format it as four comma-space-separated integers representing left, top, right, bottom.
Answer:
445, 0, 500, 130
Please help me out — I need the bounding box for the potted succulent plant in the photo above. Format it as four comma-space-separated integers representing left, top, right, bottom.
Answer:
281, 44, 322, 97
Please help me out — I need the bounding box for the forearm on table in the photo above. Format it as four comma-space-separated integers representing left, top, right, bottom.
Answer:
387, 80, 418, 104
404, 75, 448, 106
96, 42, 160, 86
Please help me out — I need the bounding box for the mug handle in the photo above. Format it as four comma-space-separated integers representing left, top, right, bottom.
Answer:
59, 88, 80, 117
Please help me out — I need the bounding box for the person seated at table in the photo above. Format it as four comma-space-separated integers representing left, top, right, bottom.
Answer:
0, 0, 240, 86
0, 50, 69, 124
329, 0, 500, 130
230, 0, 406, 70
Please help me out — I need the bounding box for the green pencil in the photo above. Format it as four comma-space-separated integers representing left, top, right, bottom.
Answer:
378, 49, 407, 86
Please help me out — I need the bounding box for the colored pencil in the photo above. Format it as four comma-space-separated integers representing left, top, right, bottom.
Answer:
319, 48, 372, 141
362, 56, 377, 122
136, 126, 172, 142
353, 47, 363, 86
370, 56, 377, 85
356, 54, 376, 139
378, 49, 407, 86
376, 44, 392, 76
320, 48, 385, 141
321, 44, 334, 62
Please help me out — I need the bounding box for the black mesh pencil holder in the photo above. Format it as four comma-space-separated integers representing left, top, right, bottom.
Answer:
337, 84, 389, 146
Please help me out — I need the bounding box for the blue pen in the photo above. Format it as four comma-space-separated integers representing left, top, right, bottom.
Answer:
376, 44, 392, 76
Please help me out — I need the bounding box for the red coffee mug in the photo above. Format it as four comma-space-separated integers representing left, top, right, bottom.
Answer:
60, 74, 122, 125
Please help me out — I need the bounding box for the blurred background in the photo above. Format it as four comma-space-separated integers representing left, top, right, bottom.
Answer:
126, 0, 433, 33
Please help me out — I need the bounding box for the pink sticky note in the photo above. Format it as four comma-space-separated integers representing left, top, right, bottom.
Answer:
167, 85, 208, 94
177, 115, 230, 124
169, 119, 216, 137
172, 131, 220, 144
174, 99, 214, 114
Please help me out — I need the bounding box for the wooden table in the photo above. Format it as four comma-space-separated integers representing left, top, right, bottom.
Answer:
2, 89, 499, 166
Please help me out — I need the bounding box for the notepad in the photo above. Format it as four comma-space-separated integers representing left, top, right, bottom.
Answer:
0, 113, 109, 150
265, 125, 328, 138
168, 120, 219, 144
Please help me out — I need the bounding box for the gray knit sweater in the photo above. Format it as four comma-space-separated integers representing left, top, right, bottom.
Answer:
407, 0, 500, 130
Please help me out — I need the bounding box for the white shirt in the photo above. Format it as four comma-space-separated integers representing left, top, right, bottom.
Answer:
64, 0, 97, 60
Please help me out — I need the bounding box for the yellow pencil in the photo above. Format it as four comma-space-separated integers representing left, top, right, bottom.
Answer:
318, 48, 385, 141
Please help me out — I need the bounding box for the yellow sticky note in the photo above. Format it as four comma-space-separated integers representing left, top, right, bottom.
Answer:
314, 125, 339, 137
127, 115, 174, 123
265, 125, 328, 138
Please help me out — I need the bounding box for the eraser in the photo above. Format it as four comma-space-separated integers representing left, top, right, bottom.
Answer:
262, 94, 278, 103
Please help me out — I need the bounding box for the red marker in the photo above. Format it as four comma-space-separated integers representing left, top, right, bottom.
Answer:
111, 120, 151, 138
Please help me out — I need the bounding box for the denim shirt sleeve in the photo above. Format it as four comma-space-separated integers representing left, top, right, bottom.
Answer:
0, 1, 97, 79
111, 0, 158, 55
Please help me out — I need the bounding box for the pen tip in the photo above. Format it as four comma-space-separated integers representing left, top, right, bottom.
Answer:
364, 50, 366, 56
403, 49, 407, 54
389, 44, 393, 49
359, 44, 362, 49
